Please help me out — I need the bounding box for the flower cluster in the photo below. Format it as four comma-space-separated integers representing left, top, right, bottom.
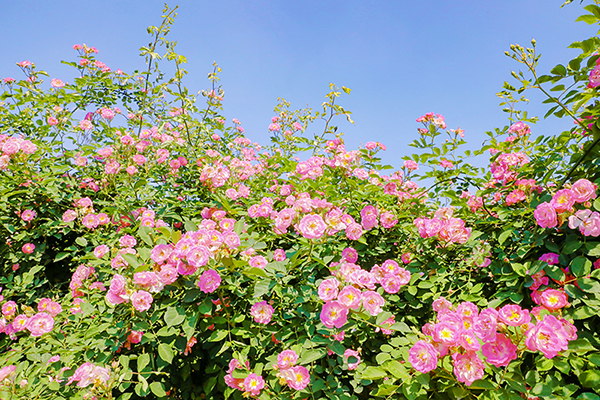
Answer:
318, 250, 410, 330
1, 297, 60, 340
534, 178, 598, 234
409, 298, 577, 386
274, 350, 310, 390
414, 207, 471, 244
224, 359, 266, 398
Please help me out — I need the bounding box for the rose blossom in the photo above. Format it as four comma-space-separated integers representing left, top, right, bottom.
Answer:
250, 300, 274, 324
198, 269, 221, 293
320, 300, 348, 329
131, 290, 153, 312
408, 340, 438, 373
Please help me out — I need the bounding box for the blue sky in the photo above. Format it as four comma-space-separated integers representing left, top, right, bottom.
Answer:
0, 1, 593, 169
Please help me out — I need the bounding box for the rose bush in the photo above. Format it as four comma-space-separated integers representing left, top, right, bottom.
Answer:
1, 3, 600, 400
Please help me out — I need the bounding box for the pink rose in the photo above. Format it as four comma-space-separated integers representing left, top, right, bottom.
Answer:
320, 301, 348, 329
408, 340, 438, 373
198, 269, 221, 293
250, 300, 274, 324
534, 202, 557, 229
131, 290, 153, 312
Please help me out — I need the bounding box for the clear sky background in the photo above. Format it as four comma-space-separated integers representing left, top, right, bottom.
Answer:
0, 1, 594, 170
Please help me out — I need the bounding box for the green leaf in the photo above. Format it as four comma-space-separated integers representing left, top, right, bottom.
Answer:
571, 256, 592, 277
577, 14, 599, 25
137, 353, 150, 372
54, 252, 70, 262
551, 64, 567, 76
360, 366, 387, 380
569, 338, 597, 353
122, 253, 141, 268
75, 237, 88, 247
373, 384, 400, 397
299, 348, 327, 365
563, 240, 583, 254
580, 370, 600, 388
164, 306, 185, 326
158, 343, 174, 364
184, 219, 198, 232
577, 393, 600, 400
254, 279, 273, 298
208, 330, 228, 342
150, 381, 167, 397
138, 226, 153, 246
384, 360, 409, 379
530, 383, 552, 397
499, 229, 512, 245
243, 267, 268, 278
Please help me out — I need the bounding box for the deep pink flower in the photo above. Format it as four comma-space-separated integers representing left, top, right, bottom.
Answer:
481, 333, 517, 367
243, 373, 265, 397
198, 269, 221, 293
534, 202, 557, 228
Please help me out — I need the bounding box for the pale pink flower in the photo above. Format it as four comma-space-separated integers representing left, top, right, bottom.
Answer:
361, 290, 385, 316
298, 214, 327, 239
273, 249, 286, 261
525, 314, 570, 358
131, 290, 153, 312
571, 178, 597, 203
318, 278, 340, 301
94, 244, 109, 258
285, 365, 310, 390
277, 349, 298, 369
345, 223, 363, 240
250, 300, 274, 324
21, 209, 36, 222
337, 285, 362, 309
79, 120, 93, 131
0, 365, 16, 382
452, 352, 484, 386
82, 213, 99, 229
550, 189, 575, 213
498, 304, 530, 326
22, 243, 35, 254
249, 255, 268, 269
50, 78, 65, 88
409, 340, 438, 373
26, 312, 54, 337
404, 160, 418, 171
62, 209, 77, 222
